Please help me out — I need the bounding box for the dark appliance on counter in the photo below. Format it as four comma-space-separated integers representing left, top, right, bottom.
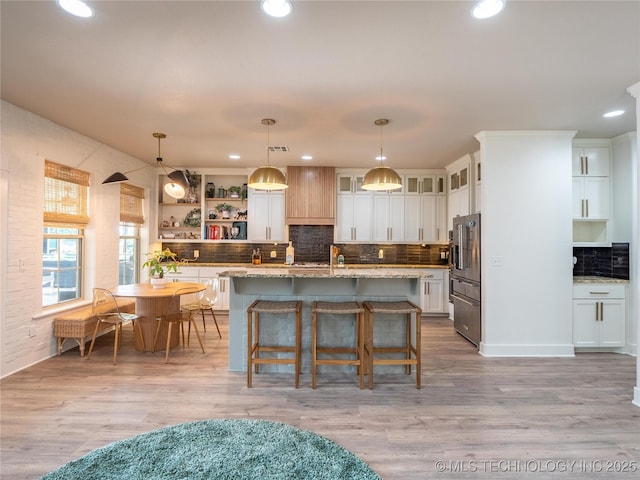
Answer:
232, 221, 247, 240
450, 213, 481, 347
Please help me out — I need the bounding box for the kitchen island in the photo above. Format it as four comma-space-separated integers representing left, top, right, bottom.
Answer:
219, 267, 423, 372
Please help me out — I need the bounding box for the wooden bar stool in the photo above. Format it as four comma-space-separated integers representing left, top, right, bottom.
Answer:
247, 300, 302, 388
312, 301, 365, 389
364, 300, 422, 389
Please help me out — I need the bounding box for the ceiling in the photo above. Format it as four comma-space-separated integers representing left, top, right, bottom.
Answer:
1, 1, 638, 171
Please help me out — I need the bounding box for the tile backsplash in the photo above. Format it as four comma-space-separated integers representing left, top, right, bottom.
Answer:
163, 225, 450, 266
573, 243, 629, 280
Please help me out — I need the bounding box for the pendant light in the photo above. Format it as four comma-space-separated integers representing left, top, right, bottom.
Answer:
102, 133, 189, 200
247, 118, 288, 191
361, 119, 403, 191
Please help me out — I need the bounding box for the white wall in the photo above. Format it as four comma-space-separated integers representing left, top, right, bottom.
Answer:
611, 132, 638, 358
475, 131, 576, 356
627, 82, 640, 408
0, 101, 154, 378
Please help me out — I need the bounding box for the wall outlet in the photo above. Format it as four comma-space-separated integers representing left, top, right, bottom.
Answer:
270, 250, 277, 258
194, 250, 199, 258
378, 249, 384, 259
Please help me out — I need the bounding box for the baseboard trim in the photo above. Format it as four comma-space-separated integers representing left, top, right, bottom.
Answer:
479, 343, 575, 357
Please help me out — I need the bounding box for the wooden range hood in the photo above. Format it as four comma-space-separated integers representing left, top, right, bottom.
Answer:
285, 166, 335, 225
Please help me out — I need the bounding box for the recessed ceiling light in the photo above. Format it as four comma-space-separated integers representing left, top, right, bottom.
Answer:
603, 110, 625, 118
228, 154, 241, 160
261, 0, 293, 18
472, 0, 505, 19
301, 155, 313, 161
58, 0, 93, 18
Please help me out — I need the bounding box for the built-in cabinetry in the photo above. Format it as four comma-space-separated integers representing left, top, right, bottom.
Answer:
247, 189, 286, 242
157, 170, 251, 242
336, 170, 448, 243
372, 193, 404, 242
572, 140, 612, 246
573, 284, 626, 349
404, 174, 447, 243
420, 269, 448, 314
446, 155, 472, 230
473, 151, 481, 213
336, 172, 372, 242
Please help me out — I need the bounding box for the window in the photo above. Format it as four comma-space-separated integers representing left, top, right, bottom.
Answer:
119, 184, 145, 285
119, 224, 139, 285
43, 160, 89, 307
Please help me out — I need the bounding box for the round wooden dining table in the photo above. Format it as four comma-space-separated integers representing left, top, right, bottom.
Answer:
110, 281, 206, 352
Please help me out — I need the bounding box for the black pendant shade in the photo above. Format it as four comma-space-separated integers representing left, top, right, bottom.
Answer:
102, 171, 129, 184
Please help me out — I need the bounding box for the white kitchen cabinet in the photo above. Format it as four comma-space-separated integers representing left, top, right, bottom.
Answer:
473, 151, 481, 213
446, 155, 472, 231
336, 191, 372, 242
573, 284, 625, 348
572, 177, 610, 220
572, 145, 610, 177
247, 190, 286, 242
405, 195, 436, 243
336, 172, 367, 194
572, 140, 612, 246
420, 269, 447, 314
405, 175, 437, 195
372, 194, 405, 242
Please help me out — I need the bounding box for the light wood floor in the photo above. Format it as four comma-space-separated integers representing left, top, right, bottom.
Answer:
1, 315, 639, 479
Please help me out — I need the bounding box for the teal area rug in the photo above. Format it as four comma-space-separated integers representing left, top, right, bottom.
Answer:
41, 418, 380, 479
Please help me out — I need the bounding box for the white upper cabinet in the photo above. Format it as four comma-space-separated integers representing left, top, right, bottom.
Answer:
572, 145, 610, 176
247, 190, 286, 242
372, 194, 405, 242
336, 194, 372, 242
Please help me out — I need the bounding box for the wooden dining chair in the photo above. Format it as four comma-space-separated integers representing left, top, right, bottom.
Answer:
87, 288, 144, 365
153, 287, 205, 363
180, 278, 222, 338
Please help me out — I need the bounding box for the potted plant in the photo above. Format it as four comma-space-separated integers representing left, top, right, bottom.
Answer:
216, 202, 235, 219
228, 185, 242, 198
142, 248, 179, 288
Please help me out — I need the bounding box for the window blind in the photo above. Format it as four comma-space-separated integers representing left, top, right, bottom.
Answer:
120, 183, 145, 225
44, 160, 90, 225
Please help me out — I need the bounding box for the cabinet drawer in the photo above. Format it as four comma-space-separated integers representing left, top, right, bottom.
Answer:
421, 269, 444, 280
573, 284, 625, 299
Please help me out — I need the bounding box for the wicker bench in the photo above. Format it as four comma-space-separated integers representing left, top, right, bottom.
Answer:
54, 299, 136, 356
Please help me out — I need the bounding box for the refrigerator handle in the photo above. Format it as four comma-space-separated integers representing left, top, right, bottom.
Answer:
458, 225, 464, 270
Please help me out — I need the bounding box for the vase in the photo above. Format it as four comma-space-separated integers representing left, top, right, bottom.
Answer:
150, 277, 168, 289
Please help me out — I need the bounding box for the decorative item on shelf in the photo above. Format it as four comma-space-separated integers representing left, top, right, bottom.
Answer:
236, 210, 248, 220
218, 187, 226, 198
228, 186, 242, 198
183, 208, 202, 227
142, 248, 179, 288
185, 170, 200, 203
208, 209, 217, 220
206, 182, 216, 199
241, 183, 248, 199
216, 203, 235, 219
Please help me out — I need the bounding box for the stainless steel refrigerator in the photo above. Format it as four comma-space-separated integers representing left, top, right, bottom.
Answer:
450, 213, 481, 347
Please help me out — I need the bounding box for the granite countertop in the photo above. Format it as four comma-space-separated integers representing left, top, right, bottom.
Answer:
219, 267, 423, 279
179, 262, 448, 270
573, 276, 629, 284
